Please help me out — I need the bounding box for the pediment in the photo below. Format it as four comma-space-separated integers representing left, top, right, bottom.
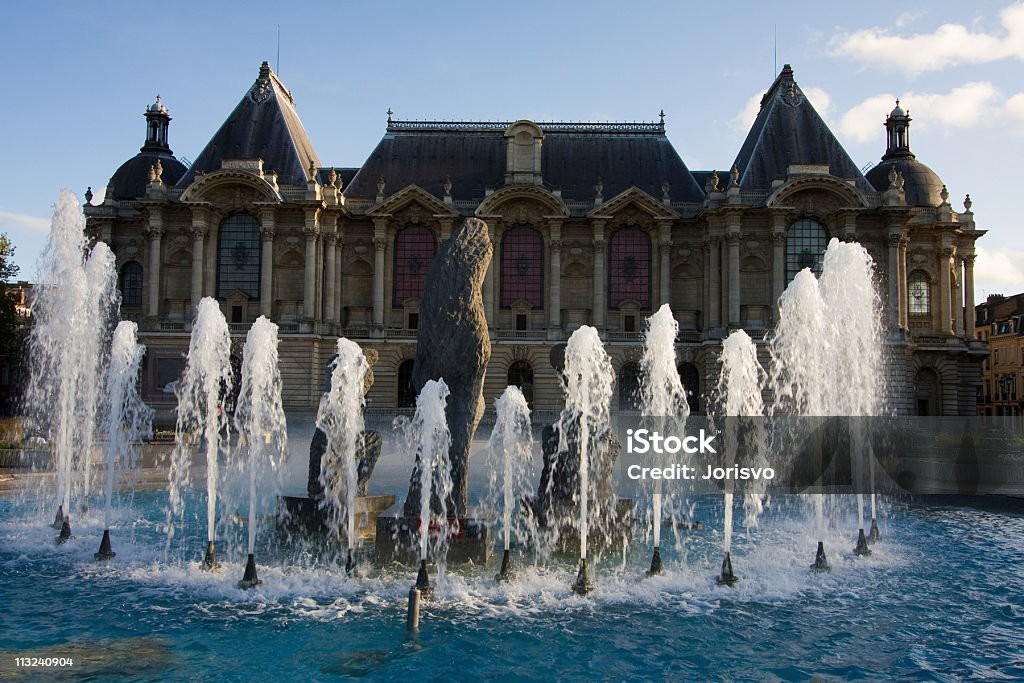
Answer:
586, 186, 678, 219
367, 184, 458, 218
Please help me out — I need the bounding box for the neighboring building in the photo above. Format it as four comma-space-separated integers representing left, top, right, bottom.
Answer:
0, 281, 33, 414
975, 293, 1024, 417
85, 62, 987, 423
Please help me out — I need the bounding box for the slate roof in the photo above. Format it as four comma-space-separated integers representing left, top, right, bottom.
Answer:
108, 152, 187, 201
866, 158, 944, 207
343, 121, 705, 203
177, 62, 320, 188
732, 64, 872, 191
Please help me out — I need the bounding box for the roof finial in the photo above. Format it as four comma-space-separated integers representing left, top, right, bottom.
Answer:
84, 186, 93, 205
659, 109, 665, 126
387, 107, 393, 124
939, 184, 950, 205
964, 193, 972, 211
729, 164, 740, 188
443, 175, 453, 196
308, 159, 318, 181
377, 174, 386, 198
707, 170, 720, 193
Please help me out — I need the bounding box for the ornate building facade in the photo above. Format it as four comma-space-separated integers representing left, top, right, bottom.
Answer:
85, 62, 987, 423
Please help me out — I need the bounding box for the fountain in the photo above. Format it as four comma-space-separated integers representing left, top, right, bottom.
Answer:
96, 321, 152, 561
315, 338, 370, 574
165, 297, 232, 568
26, 190, 118, 536
638, 304, 691, 576
398, 379, 453, 597
232, 316, 287, 589
715, 330, 765, 586
486, 385, 534, 583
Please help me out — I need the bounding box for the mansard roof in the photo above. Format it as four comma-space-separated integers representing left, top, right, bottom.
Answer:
732, 64, 871, 192
344, 119, 705, 203
177, 62, 320, 189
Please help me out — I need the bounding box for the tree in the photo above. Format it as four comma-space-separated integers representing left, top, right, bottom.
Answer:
0, 233, 25, 415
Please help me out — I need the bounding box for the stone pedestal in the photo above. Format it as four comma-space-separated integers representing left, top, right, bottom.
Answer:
279, 494, 395, 543
374, 516, 490, 566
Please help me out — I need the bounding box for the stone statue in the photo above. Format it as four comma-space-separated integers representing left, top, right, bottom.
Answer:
403, 217, 492, 518
306, 348, 382, 499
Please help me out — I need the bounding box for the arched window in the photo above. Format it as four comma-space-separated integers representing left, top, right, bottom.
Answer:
119, 261, 144, 308
908, 270, 931, 316
397, 359, 416, 408
216, 213, 261, 299
914, 367, 941, 416
507, 360, 535, 408
678, 363, 701, 414
609, 226, 651, 309
785, 218, 829, 284
618, 361, 641, 411
501, 224, 544, 308
393, 225, 436, 305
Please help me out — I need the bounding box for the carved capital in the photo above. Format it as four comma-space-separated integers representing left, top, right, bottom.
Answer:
373, 238, 387, 252
887, 233, 902, 248
261, 228, 276, 241
324, 232, 337, 245
963, 254, 976, 266
145, 226, 164, 240
190, 226, 207, 241
726, 233, 741, 247
771, 232, 786, 245
303, 226, 319, 240
549, 239, 562, 250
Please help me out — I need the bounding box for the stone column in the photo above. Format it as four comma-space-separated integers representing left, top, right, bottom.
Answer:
886, 225, 902, 332
953, 254, 964, 337
335, 230, 345, 327
707, 237, 720, 332
303, 208, 320, 321
592, 220, 606, 329
771, 213, 786, 315
259, 208, 275, 318
548, 220, 562, 335
843, 211, 857, 242
964, 253, 976, 336
898, 238, 909, 329
190, 208, 208, 309
372, 219, 387, 334
658, 221, 672, 309
939, 246, 953, 335
720, 237, 729, 329
726, 213, 741, 327
324, 233, 337, 325
145, 209, 163, 320
483, 222, 496, 326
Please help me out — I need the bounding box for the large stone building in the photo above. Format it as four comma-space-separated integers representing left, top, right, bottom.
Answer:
84, 62, 987, 423
975, 293, 1024, 417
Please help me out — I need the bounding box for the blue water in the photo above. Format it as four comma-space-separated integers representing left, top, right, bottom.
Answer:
1, 492, 1022, 681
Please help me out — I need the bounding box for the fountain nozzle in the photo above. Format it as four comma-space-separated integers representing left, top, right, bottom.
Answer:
716, 551, 738, 586
345, 548, 356, 576
238, 553, 262, 589
854, 528, 872, 556
51, 505, 65, 530
55, 516, 72, 545
94, 529, 115, 561
202, 540, 220, 571
646, 546, 664, 577
415, 559, 432, 598
495, 548, 515, 583
572, 557, 593, 596
867, 518, 880, 544
811, 541, 831, 572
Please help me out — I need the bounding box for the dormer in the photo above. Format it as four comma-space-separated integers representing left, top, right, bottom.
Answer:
504, 120, 544, 185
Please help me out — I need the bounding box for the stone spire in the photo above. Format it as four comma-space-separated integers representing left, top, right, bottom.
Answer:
882, 99, 914, 161
141, 95, 172, 155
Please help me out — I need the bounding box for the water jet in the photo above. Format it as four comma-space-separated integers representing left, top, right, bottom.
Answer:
202, 540, 220, 571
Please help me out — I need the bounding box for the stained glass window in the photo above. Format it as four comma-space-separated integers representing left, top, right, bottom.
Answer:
393, 225, 436, 305
216, 213, 261, 299
119, 261, 143, 308
609, 227, 650, 309
785, 219, 829, 284
908, 270, 931, 315
501, 224, 544, 307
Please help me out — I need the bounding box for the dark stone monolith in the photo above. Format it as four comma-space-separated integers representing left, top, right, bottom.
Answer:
403, 218, 492, 519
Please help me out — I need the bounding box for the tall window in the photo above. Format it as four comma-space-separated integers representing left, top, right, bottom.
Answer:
609, 226, 650, 309
908, 270, 931, 315
216, 213, 261, 299
785, 218, 829, 284
501, 224, 544, 307
393, 225, 436, 305
618, 362, 641, 411
397, 360, 416, 408
507, 360, 535, 407
119, 261, 144, 308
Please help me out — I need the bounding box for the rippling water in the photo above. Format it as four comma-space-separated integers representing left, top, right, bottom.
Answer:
1, 493, 1022, 681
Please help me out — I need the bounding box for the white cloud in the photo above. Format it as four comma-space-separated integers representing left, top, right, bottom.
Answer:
830, 2, 1024, 74
0, 209, 49, 235
975, 245, 1024, 297
838, 82, 1011, 144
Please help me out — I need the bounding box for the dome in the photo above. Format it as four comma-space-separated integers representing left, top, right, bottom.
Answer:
866, 157, 945, 207
107, 153, 187, 201
148, 96, 168, 115
889, 101, 906, 118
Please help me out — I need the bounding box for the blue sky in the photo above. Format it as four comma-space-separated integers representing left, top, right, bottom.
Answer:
1, 0, 1022, 296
